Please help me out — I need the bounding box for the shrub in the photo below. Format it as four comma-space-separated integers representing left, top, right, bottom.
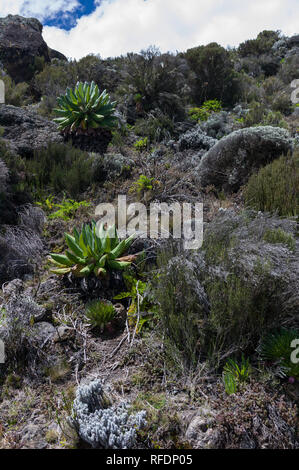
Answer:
211, 381, 298, 449
85, 300, 116, 330
133, 137, 149, 152
37, 196, 91, 221
184, 43, 241, 106
244, 151, 299, 216
134, 110, 175, 143
2, 75, 31, 107
119, 46, 188, 120
152, 249, 209, 370
243, 102, 288, 128
50, 222, 137, 279
263, 228, 295, 252
238, 30, 280, 57
71, 380, 146, 449
25, 142, 94, 198
188, 100, 222, 122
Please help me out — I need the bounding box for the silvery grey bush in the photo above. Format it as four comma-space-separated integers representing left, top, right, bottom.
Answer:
178, 125, 216, 151
72, 380, 146, 449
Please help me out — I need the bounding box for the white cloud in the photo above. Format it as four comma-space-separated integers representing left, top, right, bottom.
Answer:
1, 0, 298, 59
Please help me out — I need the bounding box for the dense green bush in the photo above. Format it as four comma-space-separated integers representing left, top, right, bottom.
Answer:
238, 30, 280, 57
25, 142, 95, 198
118, 46, 188, 120
188, 99, 222, 122
244, 151, 299, 216
134, 110, 175, 142
184, 43, 241, 106
2, 75, 31, 107
243, 102, 288, 128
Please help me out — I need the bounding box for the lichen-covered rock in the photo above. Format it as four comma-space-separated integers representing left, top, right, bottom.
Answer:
197, 126, 292, 192
0, 104, 62, 157
0, 15, 50, 83
178, 125, 217, 151
72, 380, 146, 449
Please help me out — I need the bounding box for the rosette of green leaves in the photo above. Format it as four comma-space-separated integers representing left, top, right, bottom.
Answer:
53, 81, 118, 132
50, 221, 136, 278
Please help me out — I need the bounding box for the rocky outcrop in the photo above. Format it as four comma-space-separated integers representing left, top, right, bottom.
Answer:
48, 48, 67, 62
0, 15, 50, 83
197, 126, 292, 192
0, 104, 62, 157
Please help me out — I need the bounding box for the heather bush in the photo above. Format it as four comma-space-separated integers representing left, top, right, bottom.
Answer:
238, 30, 281, 57
118, 46, 189, 120
244, 151, 299, 216
184, 42, 241, 106
25, 142, 94, 198
134, 110, 175, 143
2, 74, 31, 106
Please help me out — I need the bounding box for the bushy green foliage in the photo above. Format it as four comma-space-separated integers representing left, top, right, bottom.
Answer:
188, 99, 222, 122
85, 300, 116, 330
2, 75, 31, 106
152, 249, 204, 369
36, 196, 91, 221
133, 137, 149, 151
184, 43, 241, 106
119, 46, 188, 119
25, 143, 95, 198
54, 81, 117, 132
243, 102, 288, 128
222, 356, 251, 395
134, 111, 175, 143
244, 151, 299, 216
132, 175, 155, 194
238, 30, 280, 57
259, 328, 299, 379
263, 228, 295, 252
50, 222, 136, 278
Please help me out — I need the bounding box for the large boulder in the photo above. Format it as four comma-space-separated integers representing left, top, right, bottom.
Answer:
0, 15, 50, 83
197, 126, 292, 192
0, 104, 62, 157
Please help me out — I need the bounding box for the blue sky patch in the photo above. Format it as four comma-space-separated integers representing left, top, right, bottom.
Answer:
44, 0, 97, 30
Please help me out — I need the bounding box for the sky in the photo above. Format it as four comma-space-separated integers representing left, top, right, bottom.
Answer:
0, 0, 298, 59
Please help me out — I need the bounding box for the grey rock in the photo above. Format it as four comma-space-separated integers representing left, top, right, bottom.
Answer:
0, 104, 62, 157
197, 126, 292, 192
184, 408, 218, 449
0, 15, 50, 83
